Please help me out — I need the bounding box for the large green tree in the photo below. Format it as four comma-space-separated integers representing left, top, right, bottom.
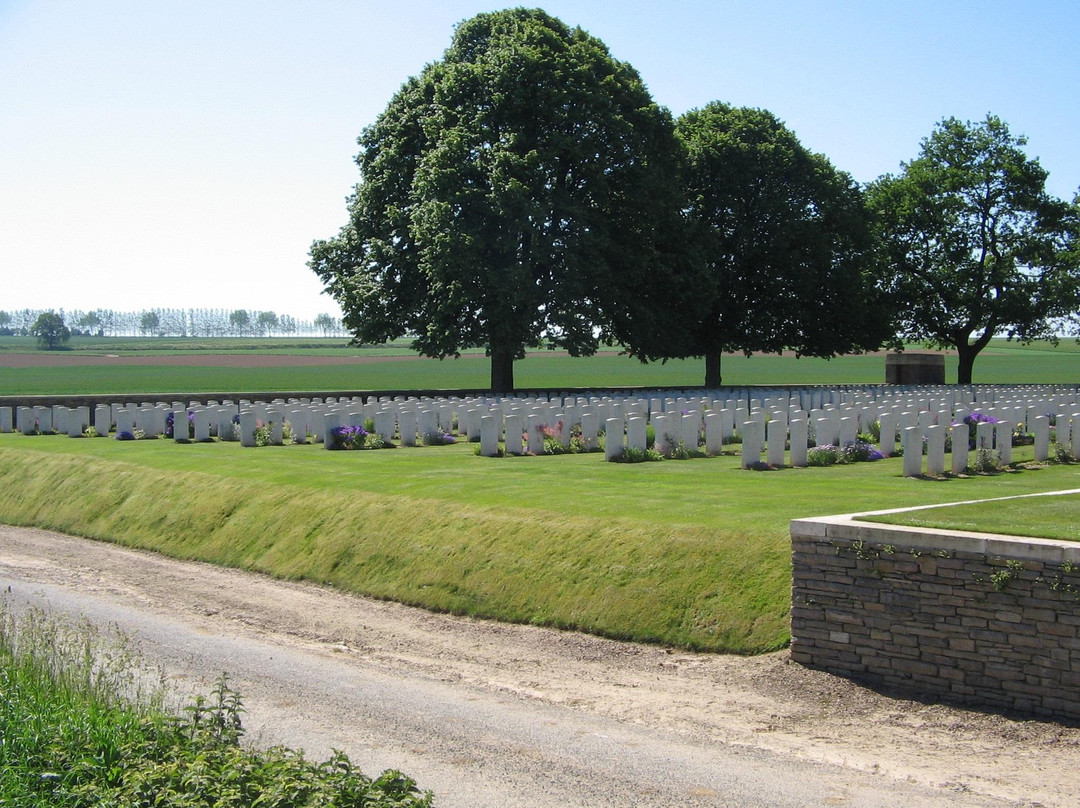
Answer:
867, 115, 1079, 384
667, 103, 889, 387
310, 8, 680, 393
30, 311, 70, 350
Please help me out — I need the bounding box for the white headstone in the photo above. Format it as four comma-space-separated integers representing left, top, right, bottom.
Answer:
238, 411, 257, 447
878, 412, 897, 457
604, 417, 623, 460
52, 406, 69, 435
397, 409, 417, 447
626, 416, 645, 452
652, 414, 673, 456
925, 425, 946, 476
741, 420, 763, 468
93, 405, 110, 436
370, 409, 393, 443
766, 419, 786, 467
504, 413, 524, 455
479, 415, 500, 456
580, 412, 598, 450
193, 409, 213, 442
901, 426, 923, 477
114, 409, 135, 438
995, 422, 1012, 466
703, 412, 722, 455
838, 416, 858, 448
789, 419, 808, 467
16, 407, 34, 434
950, 424, 968, 474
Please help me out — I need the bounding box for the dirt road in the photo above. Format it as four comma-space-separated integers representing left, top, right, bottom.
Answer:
1, 525, 1076, 807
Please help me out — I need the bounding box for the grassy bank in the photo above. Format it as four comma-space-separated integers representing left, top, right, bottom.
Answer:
0, 602, 431, 806
3, 435, 1078, 653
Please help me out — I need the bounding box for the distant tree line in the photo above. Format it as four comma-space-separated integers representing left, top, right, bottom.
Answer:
0, 308, 347, 340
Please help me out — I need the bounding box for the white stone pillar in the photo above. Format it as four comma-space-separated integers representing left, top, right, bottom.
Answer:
93, 405, 111, 437
53, 406, 69, 436
526, 413, 543, 455
239, 410, 257, 448
719, 408, 735, 438
950, 424, 968, 474
789, 419, 808, 467
925, 425, 946, 476
216, 409, 235, 442
1031, 415, 1049, 462
374, 409, 396, 443
418, 410, 438, 442
504, 414, 524, 455
901, 426, 923, 477
839, 416, 858, 448
652, 414, 672, 455
766, 419, 786, 467
878, 412, 897, 457
66, 406, 87, 437
193, 409, 213, 442
479, 415, 500, 457
114, 409, 135, 438
580, 412, 598, 450
286, 409, 306, 444
681, 413, 700, 451
995, 422, 1012, 466
626, 416, 646, 452
604, 417, 623, 460
17, 407, 35, 434
395, 410, 414, 447
704, 412, 723, 455
741, 421, 763, 468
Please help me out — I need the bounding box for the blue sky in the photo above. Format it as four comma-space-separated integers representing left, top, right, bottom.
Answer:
2, 1, 1077, 322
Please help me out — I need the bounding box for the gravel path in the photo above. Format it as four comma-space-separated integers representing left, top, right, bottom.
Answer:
1, 525, 1076, 807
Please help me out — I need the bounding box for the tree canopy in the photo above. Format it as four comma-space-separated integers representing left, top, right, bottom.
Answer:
867, 114, 1079, 384
310, 8, 681, 393
30, 311, 71, 350
667, 103, 889, 387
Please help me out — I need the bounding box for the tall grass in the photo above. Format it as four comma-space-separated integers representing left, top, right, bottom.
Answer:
0, 600, 432, 807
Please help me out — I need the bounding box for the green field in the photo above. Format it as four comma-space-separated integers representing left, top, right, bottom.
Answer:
2, 433, 1077, 654
0, 337, 1077, 395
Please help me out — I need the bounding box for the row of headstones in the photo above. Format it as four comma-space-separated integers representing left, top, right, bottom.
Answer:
3, 386, 1078, 466
738, 412, 1080, 475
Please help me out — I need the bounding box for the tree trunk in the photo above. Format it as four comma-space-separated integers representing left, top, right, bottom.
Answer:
955, 343, 978, 385
704, 351, 722, 389
490, 349, 515, 394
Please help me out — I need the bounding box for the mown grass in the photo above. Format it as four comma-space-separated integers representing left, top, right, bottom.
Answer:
0, 602, 431, 806
863, 490, 1080, 541
3, 435, 1078, 653
1, 338, 1078, 394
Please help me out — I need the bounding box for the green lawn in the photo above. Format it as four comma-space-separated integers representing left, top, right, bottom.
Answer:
863, 490, 1080, 541
2, 433, 1077, 654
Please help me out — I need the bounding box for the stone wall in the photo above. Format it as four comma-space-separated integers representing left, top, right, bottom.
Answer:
791, 498, 1080, 721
